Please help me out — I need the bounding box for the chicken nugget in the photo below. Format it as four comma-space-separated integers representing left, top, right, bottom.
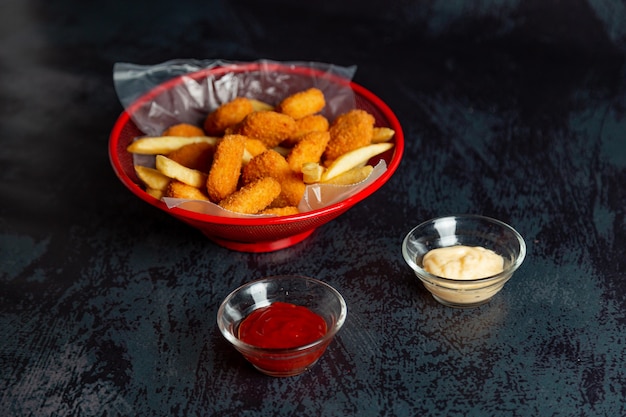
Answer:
162, 123, 206, 137
203, 97, 254, 136
165, 180, 209, 201
260, 206, 300, 216
282, 114, 330, 147
166, 142, 214, 173
287, 131, 330, 173
324, 109, 375, 162
237, 111, 296, 148
242, 150, 306, 207
242, 149, 291, 184
219, 177, 281, 214
276, 88, 326, 120
206, 134, 246, 203
269, 174, 306, 208
244, 137, 268, 158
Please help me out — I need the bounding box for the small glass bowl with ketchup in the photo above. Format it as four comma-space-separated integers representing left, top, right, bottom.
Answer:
217, 275, 347, 377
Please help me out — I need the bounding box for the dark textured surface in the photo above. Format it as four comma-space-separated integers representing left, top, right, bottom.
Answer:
2, 1, 626, 416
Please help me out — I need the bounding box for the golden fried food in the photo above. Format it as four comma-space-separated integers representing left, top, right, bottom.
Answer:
322, 142, 393, 181
242, 150, 306, 207
276, 88, 325, 119
371, 127, 395, 143
219, 177, 281, 214
242, 149, 290, 184
236, 111, 296, 148
164, 180, 209, 201
321, 165, 374, 185
270, 175, 306, 208
166, 142, 214, 172
301, 162, 324, 183
127, 135, 217, 155
281, 114, 330, 147
126, 87, 394, 218
260, 206, 300, 216
249, 99, 274, 112
155, 155, 207, 188
203, 97, 254, 136
145, 188, 164, 200
134, 165, 171, 191
244, 137, 268, 158
324, 109, 375, 162
162, 123, 206, 137
206, 134, 246, 202
286, 131, 330, 173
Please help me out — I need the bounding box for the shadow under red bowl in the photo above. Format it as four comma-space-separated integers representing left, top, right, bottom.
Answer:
109, 62, 404, 252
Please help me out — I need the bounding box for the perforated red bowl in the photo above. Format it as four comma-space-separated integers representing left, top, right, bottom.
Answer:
109, 62, 404, 252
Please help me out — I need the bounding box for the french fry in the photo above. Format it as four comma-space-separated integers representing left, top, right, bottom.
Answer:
250, 99, 274, 112
134, 165, 171, 191
127, 136, 218, 155
321, 142, 393, 181
242, 148, 254, 165
145, 187, 164, 200
301, 162, 325, 184
164, 180, 209, 201
371, 127, 395, 143
272, 146, 291, 157
155, 155, 207, 188
321, 165, 374, 185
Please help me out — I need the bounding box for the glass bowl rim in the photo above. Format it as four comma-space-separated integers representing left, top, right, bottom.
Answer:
217, 274, 348, 354
402, 214, 527, 284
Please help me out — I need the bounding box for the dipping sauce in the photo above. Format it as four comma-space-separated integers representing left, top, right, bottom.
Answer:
238, 302, 327, 349
423, 245, 504, 279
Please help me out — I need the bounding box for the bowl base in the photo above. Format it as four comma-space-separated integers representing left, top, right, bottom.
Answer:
252, 358, 321, 377
205, 229, 315, 252
431, 294, 494, 309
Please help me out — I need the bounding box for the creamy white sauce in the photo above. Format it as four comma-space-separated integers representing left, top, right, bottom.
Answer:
423, 245, 504, 280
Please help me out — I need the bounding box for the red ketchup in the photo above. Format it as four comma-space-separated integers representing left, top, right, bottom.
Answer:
238, 302, 327, 348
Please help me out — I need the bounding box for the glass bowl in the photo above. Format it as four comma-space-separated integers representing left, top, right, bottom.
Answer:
402, 215, 526, 308
217, 275, 347, 377
109, 62, 404, 252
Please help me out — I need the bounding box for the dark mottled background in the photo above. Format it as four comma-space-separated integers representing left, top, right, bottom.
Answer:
1, 0, 625, 416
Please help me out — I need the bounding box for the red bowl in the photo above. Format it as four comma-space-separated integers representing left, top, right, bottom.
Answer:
109, 62, 404, 252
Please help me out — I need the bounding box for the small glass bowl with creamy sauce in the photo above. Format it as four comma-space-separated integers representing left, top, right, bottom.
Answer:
402, 215, 526, 308
217, 275, 347, 377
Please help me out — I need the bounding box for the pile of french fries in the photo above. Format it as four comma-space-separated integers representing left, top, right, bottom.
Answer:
127, 88, 395, 215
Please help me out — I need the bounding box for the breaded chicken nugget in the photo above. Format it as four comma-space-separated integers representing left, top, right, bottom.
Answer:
242, 149, 291, 184
276, 88, 325, 119
242, 150, 306, 207
206, 134, 246, 203
324, 109, 375, 162
219, 177, 281, 214
287, 131, 330, 173
162, 123, 206, 137
244, 137, 268, 158
237, 111, 296, 148
203, 97, 254, 136
166, 142, 214, 173
282, 114, 330, 147
260, 206, 300, 216
165, 180, 209, 201
270, 175, 306, 208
